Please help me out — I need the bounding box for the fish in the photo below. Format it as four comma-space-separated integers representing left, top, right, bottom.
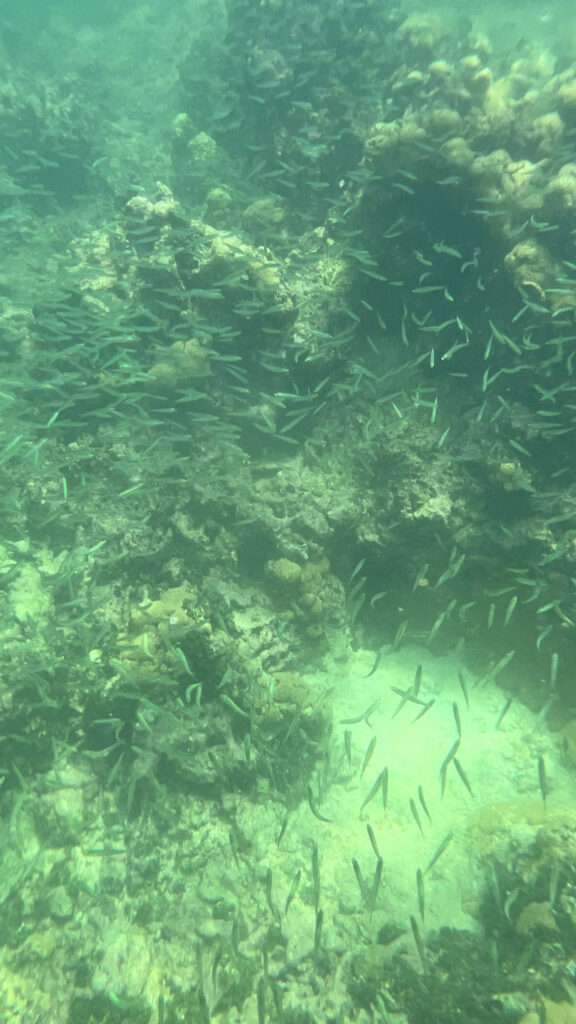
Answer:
495, 698, 512, 730
370, 858, 383, 912
418, 786, 432, 823
361, 768, 388, 813
352, 858, 367, 907
340, 699, 380, 725
344, 729, 352, 766
361, 736, 377, 778
307, 786, 332, 823
538, 755, 547, 806
425, 832, 453, 873
314, 909, 323, 959
417, 868, 425, 920
410, 798, 424, 835
440, 739, 460, 795
410, 915, 427, 971
454, 758, 473, 796
453, 702, 462, 738
366, 824, 380, 859
413, 699, 435, 722
284, 870, 301, 915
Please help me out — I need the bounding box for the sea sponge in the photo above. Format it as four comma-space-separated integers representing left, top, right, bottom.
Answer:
266, 558, 302, 587
439, 136, 475, 170
397, 13, 447, 50
528, 111, 564, 155
500, 159, 546, 215
558, 77, 576, 110
545, 162, 576, 211
148, 338, 211, 390
504, 239, 557, 295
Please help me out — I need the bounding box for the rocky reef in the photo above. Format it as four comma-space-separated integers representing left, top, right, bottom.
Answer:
1, 1, 576, 1022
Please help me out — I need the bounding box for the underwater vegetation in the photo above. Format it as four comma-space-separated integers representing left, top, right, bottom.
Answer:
2, 0, 576, 1021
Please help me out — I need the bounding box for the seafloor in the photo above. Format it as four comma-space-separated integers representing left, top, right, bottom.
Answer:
1, 1, 576, 1022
